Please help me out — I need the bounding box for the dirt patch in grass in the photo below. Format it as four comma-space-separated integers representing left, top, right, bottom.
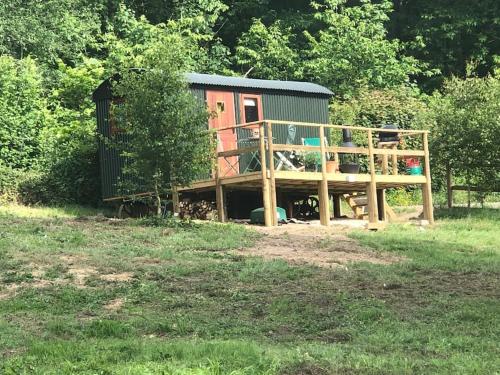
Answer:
104, 298, 125, 311
239, 225, 402, 268
100, 272, 134, 282
279, 362, 330, 375
0, 279, 52, 300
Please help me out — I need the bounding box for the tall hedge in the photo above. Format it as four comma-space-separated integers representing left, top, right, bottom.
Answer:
0, 56, 46, 169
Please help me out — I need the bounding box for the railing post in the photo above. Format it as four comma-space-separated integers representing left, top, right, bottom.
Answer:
266, 121, 278, 225
213, 132, 226, 222
319, 125, 330, 226
422, 132, 434, 224
259, 122, 272, 226
367, 130, 379, 227
391, 144, 398, 175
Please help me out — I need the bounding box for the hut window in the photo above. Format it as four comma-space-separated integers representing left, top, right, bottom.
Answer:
216, 101, 225, 113
243, 98, 259, 123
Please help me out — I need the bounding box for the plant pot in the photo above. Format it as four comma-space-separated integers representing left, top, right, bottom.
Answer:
408, 165, 423, 175
326, 160, 338, 173
339, 163, 360, 174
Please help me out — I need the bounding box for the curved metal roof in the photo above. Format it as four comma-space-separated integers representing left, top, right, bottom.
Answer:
93, 72, 334, 101
185, 73, 334, 96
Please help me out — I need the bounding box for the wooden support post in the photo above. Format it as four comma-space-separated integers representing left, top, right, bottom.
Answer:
422, 132, 434, 224
214, 141, 226, 222
259, 122, 272, 226
377, 189, 386, 222
215, 182, 226, 222
446, 163, 453, 209
333, 193, 342, 218
172, 186, 180, 215
367, 130, 379, 226
319, 125, 330, 226
391, 144, 398, 175
382, 154, 389, 175
266, 121, 278, 225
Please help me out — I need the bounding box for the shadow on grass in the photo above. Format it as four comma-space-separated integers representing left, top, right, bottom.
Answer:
0, 203, 115, 219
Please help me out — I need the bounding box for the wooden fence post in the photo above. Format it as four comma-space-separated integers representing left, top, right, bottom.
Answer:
446, 163, 453, 209
266, 121, 278, 225
367, 130, 379, 227
259, 122, 272, 226
422, 132, 434, 223
319, 125, 330, 226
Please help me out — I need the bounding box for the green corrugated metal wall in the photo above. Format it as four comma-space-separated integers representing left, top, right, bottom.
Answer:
96, 86, 330, 200
96, 99, 123, 199
261, 92, 329, 143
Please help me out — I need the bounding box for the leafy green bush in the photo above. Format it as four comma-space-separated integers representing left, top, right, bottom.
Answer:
330, 86, 431, 131
17, 147, 100, 206
0, 56, 47, 169
430, 76, 500, 192
0, 162, 23, 203
386, 188, 422, 206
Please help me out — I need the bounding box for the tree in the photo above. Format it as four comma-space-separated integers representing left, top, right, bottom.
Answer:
389, 0, 500, 91
430, 76, 500, 194
0, 56, 46, 169
0, 0, 101, 64
36, 58, 105, 204
304, 0, 422, 98
113, 45, 213, 215
235, 19, 299, 79
103, 4, 230, 75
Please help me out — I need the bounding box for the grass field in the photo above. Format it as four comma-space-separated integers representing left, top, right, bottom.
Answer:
0, 204, 498, 374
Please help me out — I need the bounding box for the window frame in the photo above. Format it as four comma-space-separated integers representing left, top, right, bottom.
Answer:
239, 93, 263, 128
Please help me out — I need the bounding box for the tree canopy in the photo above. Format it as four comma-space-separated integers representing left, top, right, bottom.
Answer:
113, 44, 213, 213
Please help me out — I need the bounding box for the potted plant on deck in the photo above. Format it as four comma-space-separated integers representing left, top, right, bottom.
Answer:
325, 156, 338, 173
304, 152, 320, 172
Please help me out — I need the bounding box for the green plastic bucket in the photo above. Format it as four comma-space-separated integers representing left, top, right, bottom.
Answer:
250, 207, 287, 224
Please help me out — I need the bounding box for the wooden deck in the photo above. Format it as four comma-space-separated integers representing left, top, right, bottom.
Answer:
176, 120, 434, 227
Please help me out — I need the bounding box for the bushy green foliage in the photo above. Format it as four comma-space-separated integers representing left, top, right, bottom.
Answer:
104, 4, 230, 75
17, 147, 101, 206
304, 0, 422, 98
0, 56, 46, 169
390, 0, 500, 90
330, 86, 431, 130
0, 0, 101, 63
430, 76, 500, 191
0, 162, 23, 203
113, 43, 213, 213
235, 19, 299, 79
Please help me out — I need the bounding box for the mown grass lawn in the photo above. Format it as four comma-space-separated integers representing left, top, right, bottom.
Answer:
0, 204, 498, 374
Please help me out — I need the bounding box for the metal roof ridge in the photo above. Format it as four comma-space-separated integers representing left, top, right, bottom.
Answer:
184, 72, 333, 96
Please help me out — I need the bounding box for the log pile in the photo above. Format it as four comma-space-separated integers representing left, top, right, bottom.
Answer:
179, 199, 217, 220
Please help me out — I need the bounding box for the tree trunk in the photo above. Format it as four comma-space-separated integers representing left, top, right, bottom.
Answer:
446, 163, 453, 209
467, 185, 471, 209
154, 180, 161, 217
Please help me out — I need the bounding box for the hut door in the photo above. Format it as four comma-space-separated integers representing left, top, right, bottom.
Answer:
206, 90, 238, 177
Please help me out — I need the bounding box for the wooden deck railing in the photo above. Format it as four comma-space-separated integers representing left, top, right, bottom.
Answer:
208, 120, 433, 227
